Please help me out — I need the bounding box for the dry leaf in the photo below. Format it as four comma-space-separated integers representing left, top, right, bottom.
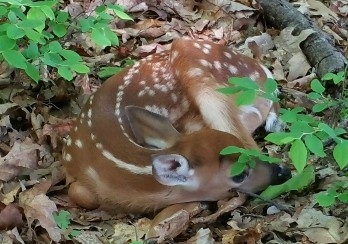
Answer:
19, 181, 61, 242
0, 203, 24, 230
187, 228, 214, 244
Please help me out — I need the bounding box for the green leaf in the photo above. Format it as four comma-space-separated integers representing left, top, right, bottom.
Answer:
318, 122, 338, 139
230, 160, 247, 176
333, 141, 348, 169
2, 50, 27, 69
69, 229, 81, 238
0, 35, 16, 51
24, 28, 44, 43
315, 192, 336, 207
310, 79, 325, 93
59, 49, 82, 62
53, 210, 71, 230
289, 139, 307, 173
91, 28, 111, 47
338, 191, 348, 203
279, 107, 304, 123
26, 9, 46, 32
261, 165, 314, 200
264, 78, 278, 93
104, 28, 119, 46
58, 66, 74, 80
304, 134, 326, 157
312, 103, 329, 113
220, 146, 243, 155
228, 77, 259, 90
42, 52, 62, 67
235, 90, 256, 106
97, 66, 123, 78
79, 18, 94, 32
217, 86, 243, 95
0, 6, 8, 16
289, 121, 314, 134
70, 63, 90, 73
56, 11, 69, 22
49, 41, 63, 52
23, 42, 39, 59
52, 23, 67, 37
41, 5, 55, 20
6, 25, 25, 39
265, 132, 296, 145
307, 92, 322, 100
25, 62, 39, 82
114, 9, 133, 20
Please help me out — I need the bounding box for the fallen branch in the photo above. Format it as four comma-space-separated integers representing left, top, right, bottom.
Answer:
259, 0, 347, 78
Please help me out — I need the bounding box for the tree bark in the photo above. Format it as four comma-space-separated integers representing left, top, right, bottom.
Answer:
259, 0, 347, 78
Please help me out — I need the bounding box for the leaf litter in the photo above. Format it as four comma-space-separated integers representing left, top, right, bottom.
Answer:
0, 0, 347, 243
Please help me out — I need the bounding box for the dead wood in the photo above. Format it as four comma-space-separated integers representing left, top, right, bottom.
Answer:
259, 0, 347, 78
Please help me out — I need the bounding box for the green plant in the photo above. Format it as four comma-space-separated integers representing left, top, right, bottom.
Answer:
97, 58, 135, 78
53, 210, 81, 238
219, 73, 348, 202
308, 71, 347, 116
266, 107, 348, 172
220, 146, 281, 176
315, 180, 348, 207
0, 0, 132, 82
218, 77, 279, 105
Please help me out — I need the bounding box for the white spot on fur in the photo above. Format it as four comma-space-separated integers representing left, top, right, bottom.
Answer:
171, 50, 179, 62
96, 143, 103, 149
87, 108, 92, 118
228, 65, 238, 74
213, 61, 222, 70
193, 42, 201, 49
91, 133, 96, 140
87, 120, 92, 127
187, 68, 204, 77
202, 48, 210, 54
66, 137, 72, 146
199, 59, 212, 68
145, 105, 169, 117
64, 153, 72, 162
81, 113, 85, 118
89, 95, 94, 105
171, 93, 178, 103
224, 51, 232, 59
249, 71, 260, 81
102, 150, 152, 174
75, 139, 83, 148
74, 126, 78, 132
203, 43, 212, 49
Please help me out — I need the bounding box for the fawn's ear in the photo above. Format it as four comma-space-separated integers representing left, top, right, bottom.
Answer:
125, 106, 181, 149
152, 154, 196, 187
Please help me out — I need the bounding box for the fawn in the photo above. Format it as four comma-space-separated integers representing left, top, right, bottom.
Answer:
62, 38, 290, 219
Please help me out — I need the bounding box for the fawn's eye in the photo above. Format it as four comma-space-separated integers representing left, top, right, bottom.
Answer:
231, 170, 249, 183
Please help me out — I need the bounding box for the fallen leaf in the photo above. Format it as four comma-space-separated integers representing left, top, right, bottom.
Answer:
187, 228, 214, 244
18, 181, 61, 242
0, 203, 24, 230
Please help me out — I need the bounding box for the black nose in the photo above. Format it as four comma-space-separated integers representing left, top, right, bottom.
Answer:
270, 165, 292, 185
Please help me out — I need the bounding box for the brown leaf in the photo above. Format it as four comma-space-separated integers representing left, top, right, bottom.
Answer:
0, 203, 24, 230
18, 181, 61, 242
0, 138, 41, 181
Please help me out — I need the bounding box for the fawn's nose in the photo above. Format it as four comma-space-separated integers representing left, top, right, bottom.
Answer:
269, 165, 292, 185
